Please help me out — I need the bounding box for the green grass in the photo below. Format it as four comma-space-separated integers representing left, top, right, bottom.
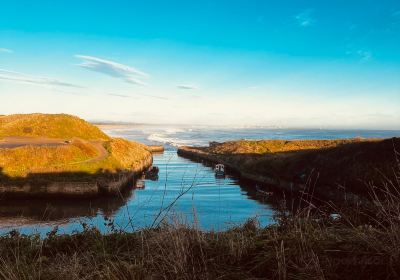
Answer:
0, 113, 109, 140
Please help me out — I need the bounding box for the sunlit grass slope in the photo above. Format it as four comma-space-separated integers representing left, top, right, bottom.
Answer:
208, 139, 370, 154
0, 113, 109, 140
0, 114, 152, 180
180, 138, 399, 198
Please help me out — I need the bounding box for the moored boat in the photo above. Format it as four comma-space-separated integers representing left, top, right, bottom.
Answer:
214, 164, 225, 176
136, 179, 145, 189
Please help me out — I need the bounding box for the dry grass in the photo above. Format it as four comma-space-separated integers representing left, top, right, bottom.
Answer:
207, 139, 372, 154
0, 150, 399, 279
108, 138, 151, 170
0, 113, 109, 140
0, 113, 152, 181
0, 138, 151, 180
181, 138, 400, 199
0, 185, 399, 279
0, 139, 98, 177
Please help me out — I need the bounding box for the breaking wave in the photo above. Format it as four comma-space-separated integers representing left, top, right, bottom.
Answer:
147, 133, 200, 147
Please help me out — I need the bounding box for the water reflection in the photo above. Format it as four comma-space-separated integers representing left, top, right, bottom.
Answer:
0, 149, 276, 235
0, 190, 133, 222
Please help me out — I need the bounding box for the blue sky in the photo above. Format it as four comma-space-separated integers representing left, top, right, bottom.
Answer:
1, 0, 399, 128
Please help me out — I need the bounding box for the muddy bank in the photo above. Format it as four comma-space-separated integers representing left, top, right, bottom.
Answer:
0, 153, 153, 198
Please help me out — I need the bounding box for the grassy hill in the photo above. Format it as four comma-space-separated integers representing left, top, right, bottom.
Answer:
179, 138, 400, 199
0, 114, 152, 181
207, 138, 374, 154
0, 113, 109, 140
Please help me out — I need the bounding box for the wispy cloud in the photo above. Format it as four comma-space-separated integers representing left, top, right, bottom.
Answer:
0, 69, 82, 88
75, 55, 148, 86
107, 91, 168, 100
177, 84, 198, 90
0, 48, 13, 53
295, 9, 315, 27
108, 93, 131, 98
356, 50, 373, 62
345, 47, 373, 62
143, 93, 169, 100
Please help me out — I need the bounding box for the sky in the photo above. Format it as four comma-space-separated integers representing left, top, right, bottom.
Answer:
0, 0, 399, 129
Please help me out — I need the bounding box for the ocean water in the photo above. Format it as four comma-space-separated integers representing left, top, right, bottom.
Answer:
107, 125, 400, 147
0, 126, 399, 236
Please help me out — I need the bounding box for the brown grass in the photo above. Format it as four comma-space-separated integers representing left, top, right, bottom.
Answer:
0, 113, 152, 181
0, 113, 109, 140
0, 146, 399, 279
0, 138, 151, 180
180, 138, 400, 199
0, 139, 98, 177
0, 178, 399, 279
208, 138, 371, 154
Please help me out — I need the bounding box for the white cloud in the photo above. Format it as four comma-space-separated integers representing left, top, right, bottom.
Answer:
0, 48, 13, 53
143, 93, 169, 100
75, 55, 148, 86
345, 48, 373, 62
0, 69, 82, 88
356, 50, 373, 62
295, 9, 315, 27
177, 84, 198, 90
108, 92, 168, 100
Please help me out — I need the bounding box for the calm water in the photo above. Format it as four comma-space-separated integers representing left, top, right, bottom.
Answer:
0, 126, 399, 236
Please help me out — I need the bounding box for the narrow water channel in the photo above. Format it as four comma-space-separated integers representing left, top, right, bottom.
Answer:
0, 147, 275, 236
2, 126, 397, 236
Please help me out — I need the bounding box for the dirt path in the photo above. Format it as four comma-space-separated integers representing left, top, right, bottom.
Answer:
82, 141, 108, 164
0, 137, 109, 164
0, 137, 68, 148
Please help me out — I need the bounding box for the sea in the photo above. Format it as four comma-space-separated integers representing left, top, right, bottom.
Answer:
0, 126, 399, 236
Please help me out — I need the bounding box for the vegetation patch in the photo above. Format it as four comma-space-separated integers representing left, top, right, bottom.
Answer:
0, 114, 152, 183
179, 138, 400, 200
1, 185, 399, 280
0, 139, 98, 177
0, 138, 151, 182
0, 113, 109, 140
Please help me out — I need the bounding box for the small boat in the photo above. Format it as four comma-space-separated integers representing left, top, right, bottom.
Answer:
256, 185, 273, 197
214, 164, 225, 176
136, 179, 145, 189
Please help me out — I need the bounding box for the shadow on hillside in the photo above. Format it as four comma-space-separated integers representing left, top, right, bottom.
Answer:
0, 167, 135, 185
180, 137, 400, 201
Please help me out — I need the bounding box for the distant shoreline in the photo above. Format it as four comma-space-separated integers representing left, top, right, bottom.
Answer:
94, 124, 136, 129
